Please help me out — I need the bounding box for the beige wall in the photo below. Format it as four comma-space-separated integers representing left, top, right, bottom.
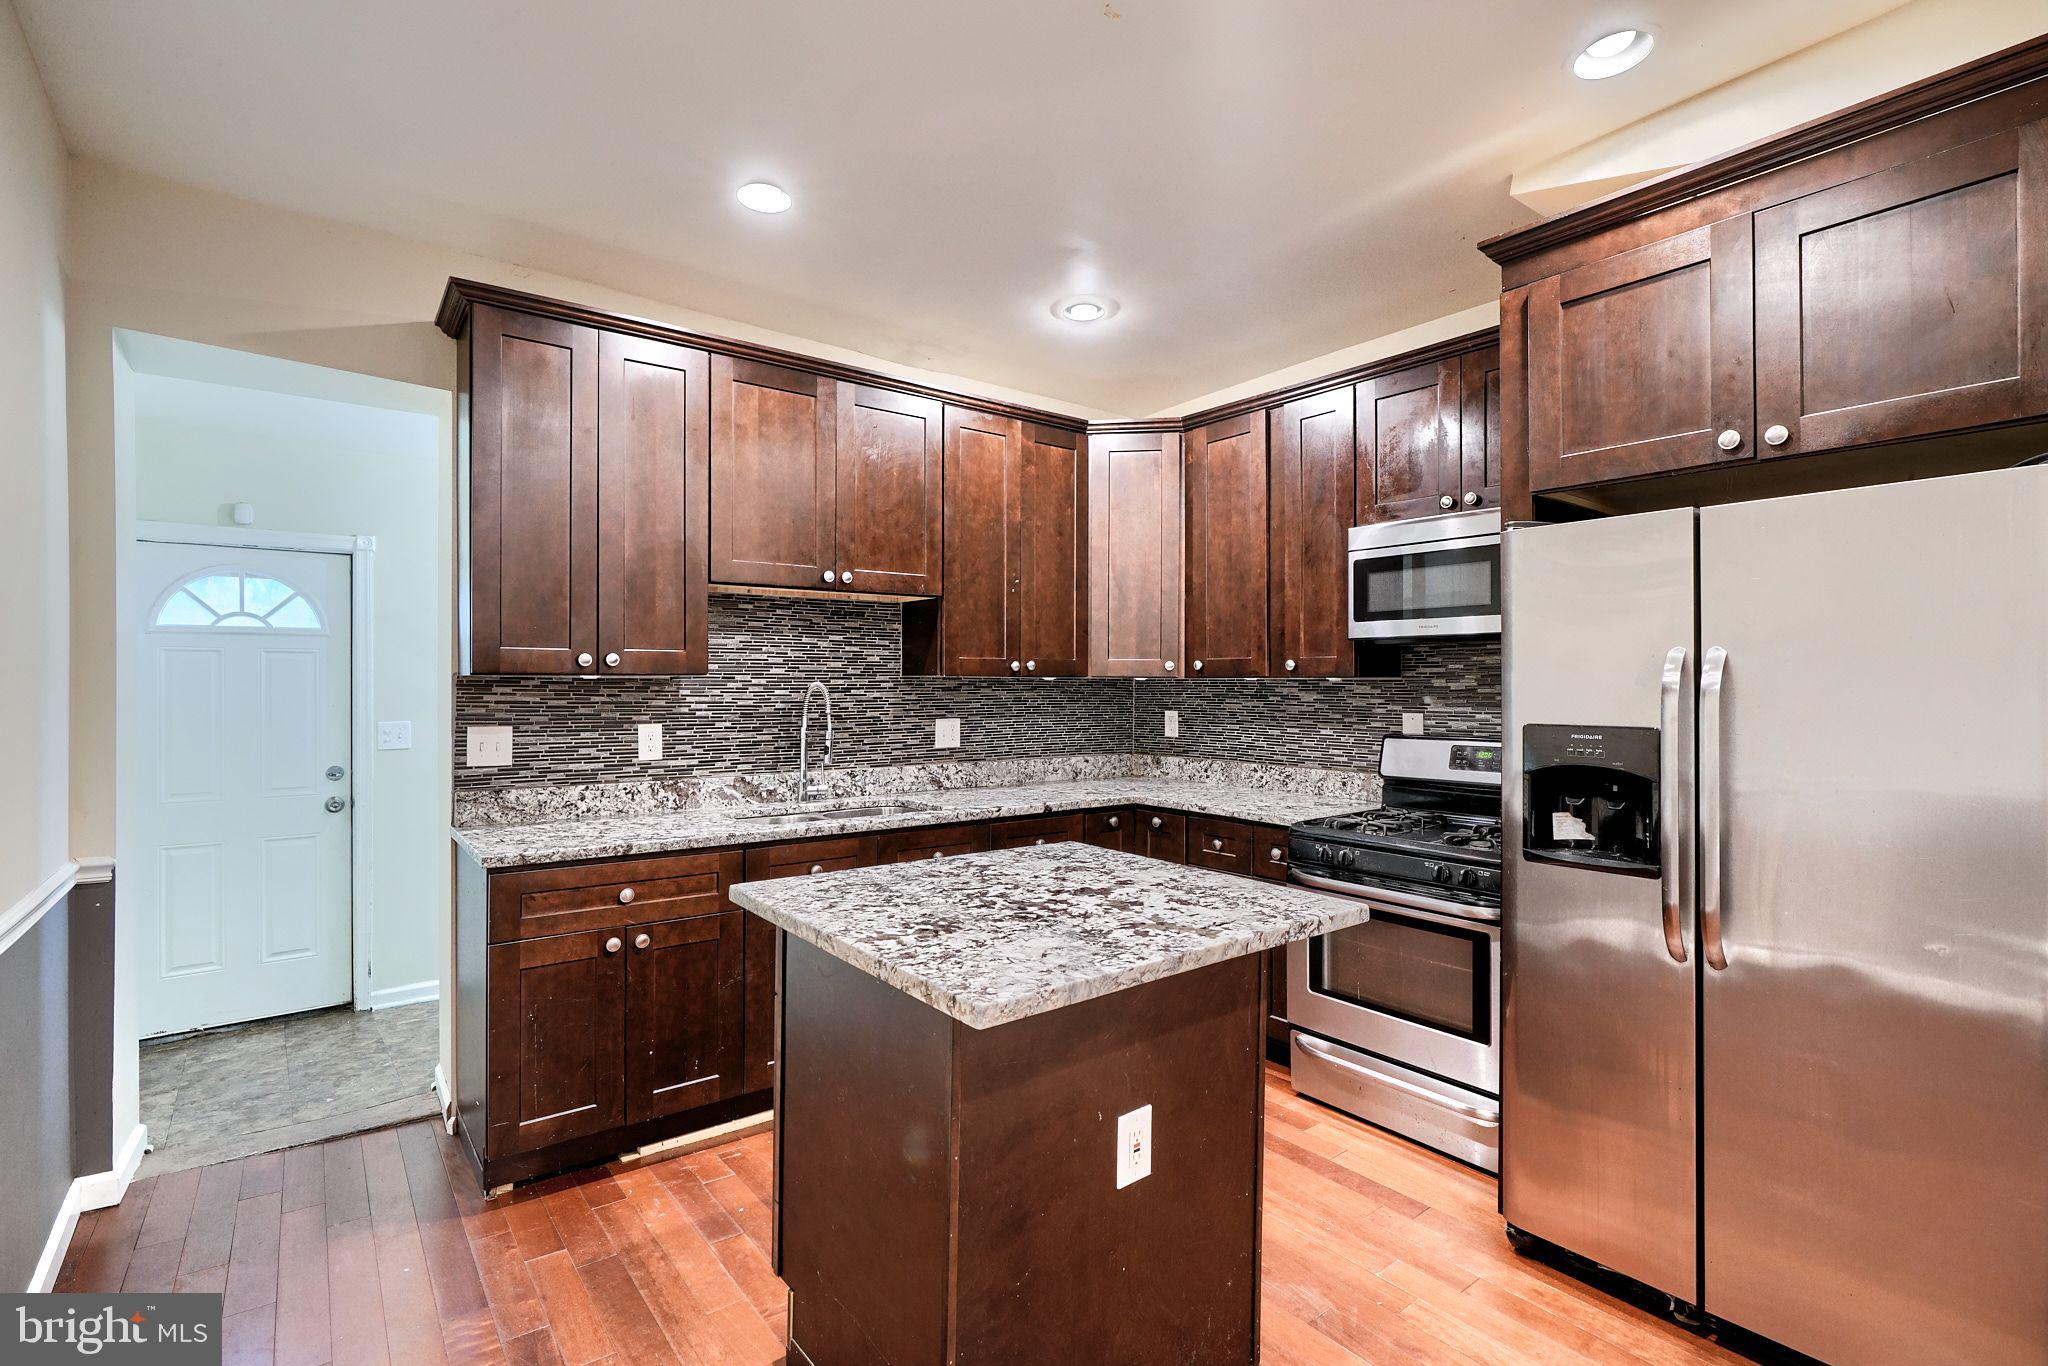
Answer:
0, 0, 68, 911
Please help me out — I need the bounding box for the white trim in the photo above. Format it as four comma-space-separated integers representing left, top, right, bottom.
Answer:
73, 856, 115, 884
78, 1124, 150, 1212
131, 523, 380, 1010
368, 978, 440, 1010
432, 1064, 455, 1134
28, 1124, 150, 1292
0, 862, 81, 959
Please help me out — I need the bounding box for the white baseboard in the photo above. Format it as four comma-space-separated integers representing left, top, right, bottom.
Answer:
366, 979, 439, 1010
29, 1124, 148, 1292
432, 1064, 455, 1135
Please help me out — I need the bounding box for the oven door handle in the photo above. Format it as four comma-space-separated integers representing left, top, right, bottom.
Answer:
1295, 1035, 1501, 1125
1288, 868, 1498, 925
1657, 645, 1688, 964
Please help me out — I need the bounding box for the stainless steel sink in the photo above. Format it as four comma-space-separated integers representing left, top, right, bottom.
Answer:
728, 800, 938, 826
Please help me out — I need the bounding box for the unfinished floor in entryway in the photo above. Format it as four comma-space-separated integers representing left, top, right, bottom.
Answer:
138, 1001, 439, 1178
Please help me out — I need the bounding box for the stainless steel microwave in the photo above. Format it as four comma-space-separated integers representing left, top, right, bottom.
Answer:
1347, 509, 1502, 640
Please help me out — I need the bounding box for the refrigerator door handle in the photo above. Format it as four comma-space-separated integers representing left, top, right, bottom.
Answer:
1658, 645, 1689, 963
1700, 645, 1730, 970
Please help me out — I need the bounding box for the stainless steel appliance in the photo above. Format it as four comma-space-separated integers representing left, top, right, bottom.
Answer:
1502, 466, 2048, 1365
1287, 736, 1504, 1170
1347, 508, 1501, 640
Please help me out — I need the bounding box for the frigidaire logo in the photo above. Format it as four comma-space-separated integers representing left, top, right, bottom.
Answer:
4, 1294, 218, 1362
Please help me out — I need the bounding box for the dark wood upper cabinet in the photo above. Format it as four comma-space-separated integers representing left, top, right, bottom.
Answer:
1267, 387, 1355, 678
1459, 344, 1504, 509
939, 405, 1019, 676
463, 304, 598, 675
710, 356, 837, 590
1012, 423, 1087, 676
1525, 218, 1756, 492
625, 912, 745, 1124
1184, 414, 1270, 678
1754, 120, 2048, 458
597, 332, 709, 675
1087, 428, 1184, 677
836, 383, 943, 595
1357, 358, 1463, 520
484, 928, 625, 1158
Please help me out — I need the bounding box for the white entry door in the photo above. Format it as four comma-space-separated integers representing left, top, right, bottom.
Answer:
134, 541, 354, 1036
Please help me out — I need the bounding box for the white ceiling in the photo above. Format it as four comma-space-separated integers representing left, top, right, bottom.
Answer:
18, 0, 1908, 416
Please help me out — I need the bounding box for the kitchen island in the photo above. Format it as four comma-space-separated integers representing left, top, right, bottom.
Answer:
729, 842, 1369, 1366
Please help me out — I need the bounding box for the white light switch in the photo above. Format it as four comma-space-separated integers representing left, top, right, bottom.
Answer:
376, 721, 412, 751
934, 718, 961, 750
1402, 712, 1425, 736
637, 723, 664, 762
1163, 710, 1180, 738
466, 725, 512, 768
1116, 1105, 1153, 1189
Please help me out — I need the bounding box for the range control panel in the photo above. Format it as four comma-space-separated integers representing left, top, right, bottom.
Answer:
1447, 743, 1501, 774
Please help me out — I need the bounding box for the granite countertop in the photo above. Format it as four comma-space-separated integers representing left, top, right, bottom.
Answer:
453, 776, 1360, 869
728, 843, 1366, 1028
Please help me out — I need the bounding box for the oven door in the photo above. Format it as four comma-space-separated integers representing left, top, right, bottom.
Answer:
1347, 532, 1502, 639
1288, 889, 1500, 1095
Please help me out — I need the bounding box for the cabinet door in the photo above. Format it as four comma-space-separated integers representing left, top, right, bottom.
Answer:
1458, 344, 1503, 510
941, 406, 1020, 676
740, 836, 875, 1094
1250, 825, 1290, 881
1755, 122, 2048, 457
876, 823, 989, 863
1136, 809, 1187, 863
625, 912, 744, 1123
1526, 217, 1755, 490
1268, 387, 1355, 678
1185, 414, 1270, 678
1014, 424, 1087, 677
710, 357, 837, 590
987, 814, 1082, 850
1357, 359, 1461, 522
485, 928, 625, 1157
836, 383, 943, 594
1082, 809, 1133, 851
465, 305, 598, 674
597, 333, 710, 674
1087, 429, 1184, 677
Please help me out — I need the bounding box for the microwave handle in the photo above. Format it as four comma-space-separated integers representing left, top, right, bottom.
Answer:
1348, 533, 1499, 563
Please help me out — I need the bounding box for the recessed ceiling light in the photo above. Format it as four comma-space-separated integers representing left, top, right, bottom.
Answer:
1056, 297, 1116, 323
1573, 28, 1653, 80
736, 182, 792, 214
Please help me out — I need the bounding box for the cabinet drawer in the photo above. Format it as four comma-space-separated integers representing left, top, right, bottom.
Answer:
877, 822, 990, 863
1082, 808, 1133, 851
489, 849, 743, 944
1187, 817, 1256, 876
1251, 825, 1290, 880
1136, 809, 1187, 862
743, 835, 875, 880
988, 814, 1083, 850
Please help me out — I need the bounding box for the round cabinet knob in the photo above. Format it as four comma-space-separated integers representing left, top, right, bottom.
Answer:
633, 932, 651, 950
577, 652, 594, 668
1033, 837, 1046, 845
1163, 660, 1175, 672
604, 937, 622, 955
1463, 491, 1481, 507
823, 570, 837, 584
1210, 837, 1224, 851
1025, 660, 1037, 672
1106, 816, 1120, 830
1270, 846, 1285, 862
1010, 661, 1022, 673
1717, 428, 1743, 451
841, 569, 854, 584
1764, 424, 1790, 447
808, 863, 824, 875
617, 887, 636, 904
931, 850, 945, 859
1284, 659, 1297, 672
1192, 660, 1204, 672
1150, 816, 1164, 830
1439, 494, 1456, 509
604, 652, 621, 667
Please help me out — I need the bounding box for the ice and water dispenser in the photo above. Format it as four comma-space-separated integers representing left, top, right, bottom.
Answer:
1520, 725, 1661, 876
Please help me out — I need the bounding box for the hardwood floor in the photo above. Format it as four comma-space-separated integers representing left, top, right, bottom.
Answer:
57, 1067, 1745, 1364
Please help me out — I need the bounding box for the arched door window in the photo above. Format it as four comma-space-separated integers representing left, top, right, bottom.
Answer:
151, 570, 325, 631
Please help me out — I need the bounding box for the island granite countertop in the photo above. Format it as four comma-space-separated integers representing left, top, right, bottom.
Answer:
727, 842, 1366, 1028
453, 776, 1361, 870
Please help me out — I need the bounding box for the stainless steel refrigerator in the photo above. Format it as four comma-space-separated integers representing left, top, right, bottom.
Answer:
1501, 466, 2048, 1365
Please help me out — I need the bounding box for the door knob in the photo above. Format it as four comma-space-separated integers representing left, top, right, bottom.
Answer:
1764, 424, 1790, 447
324, 796, 346, 814
604, 652, 621, 667
1284, 659, 1297, 672
633, 932, 651, 950
577, 652, 593, 668
325, 765, 345, 781
1438, 495, 1455, 509
617, 887, 635, 904
1463, 491, 1481, 507
1717, 428, 1743, 451
823, 570, 836, 583
604, 937, 622, 955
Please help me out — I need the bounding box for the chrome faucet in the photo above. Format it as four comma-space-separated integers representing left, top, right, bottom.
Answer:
797, 680, 834, 802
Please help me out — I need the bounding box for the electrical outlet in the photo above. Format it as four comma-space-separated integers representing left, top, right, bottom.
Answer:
1163, 709, 1180, 738
934, 718, 961, 750
1402, 712, 1425, 736
376, 721, 412, 751
466, 725, 512, 768
637, 723, 664, 762
1116, 1104, 1153, 1189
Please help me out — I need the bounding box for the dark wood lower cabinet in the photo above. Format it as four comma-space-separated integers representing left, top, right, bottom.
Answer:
626, 912, 745, 1123
988, 813, 1082, 849
1135, 808, 1187, 861
741, 835, 879, 1095
1082, 808, 1133, 851
877, 822, 990, 862
484, 929, 626, 1160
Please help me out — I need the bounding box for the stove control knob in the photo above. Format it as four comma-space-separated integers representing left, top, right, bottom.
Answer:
1459, 867, 1481, 889
1337, 848, 1356, 868
1431, 862, 1453, 885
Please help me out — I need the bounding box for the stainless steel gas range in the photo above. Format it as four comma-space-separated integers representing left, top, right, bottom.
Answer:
1286, 735, 1503, 1171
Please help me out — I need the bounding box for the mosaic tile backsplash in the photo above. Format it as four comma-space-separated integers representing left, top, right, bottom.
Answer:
454, 595, 1500, 789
